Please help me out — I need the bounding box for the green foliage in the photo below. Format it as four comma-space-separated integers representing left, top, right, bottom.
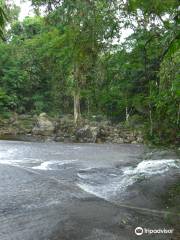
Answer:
148, 50, 180, 145
0, 88, 9, 111
0, 2, 6, 39
127, 0, 179, 14
0, 0, 179, 145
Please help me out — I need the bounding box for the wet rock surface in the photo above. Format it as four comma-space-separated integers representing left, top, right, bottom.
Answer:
0, 141, 179, 240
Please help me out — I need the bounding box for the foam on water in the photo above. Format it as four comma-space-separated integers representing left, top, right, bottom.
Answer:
77, 159, 180, 200
77, 174, 135, 199
0, 157, 77, 171
32, 159, 77, 170
0, 148, 18, 160
123, 159, 179, 175
23, 200, 62, 210
0, 159, 34, 166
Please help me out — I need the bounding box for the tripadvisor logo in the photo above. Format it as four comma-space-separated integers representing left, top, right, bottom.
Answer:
135, 227, 143, 236
135, 227, 174, 236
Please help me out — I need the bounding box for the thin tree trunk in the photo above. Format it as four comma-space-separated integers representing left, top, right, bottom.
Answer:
87, 98, 90, 115
74, 89, 80, 124
73, 63, 81, 124
177, 104, 180, 126
125, 107, 129, 123
149, 104, 153, 136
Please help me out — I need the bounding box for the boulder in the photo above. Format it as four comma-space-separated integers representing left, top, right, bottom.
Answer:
76, 125, 99, 143
32, 113, 55, 136
137, 136, 143, 143
114, 138, 124, 144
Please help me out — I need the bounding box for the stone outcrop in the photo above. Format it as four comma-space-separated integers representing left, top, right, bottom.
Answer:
55, 116, 76, 142
76, 125, 99, 143
0, 114, 35, 138
32, 113, 55, 136
0, 113, 144, 144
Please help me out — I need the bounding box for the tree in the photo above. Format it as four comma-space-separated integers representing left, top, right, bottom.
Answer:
0, 2, 6, 39
31, 0, 119, 123
0, 0, 179, 145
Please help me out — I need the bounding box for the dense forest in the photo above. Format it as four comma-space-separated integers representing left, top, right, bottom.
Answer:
0, 0, 179, 145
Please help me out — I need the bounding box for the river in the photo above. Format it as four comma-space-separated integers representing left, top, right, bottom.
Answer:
0, 140, 179, 240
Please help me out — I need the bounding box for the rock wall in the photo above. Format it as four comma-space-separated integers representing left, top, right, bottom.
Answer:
0, 113, 144, 144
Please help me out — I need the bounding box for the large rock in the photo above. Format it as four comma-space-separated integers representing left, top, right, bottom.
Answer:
76, 125, 99, 143
0, 113, 144, 143
32, 113, 55, 136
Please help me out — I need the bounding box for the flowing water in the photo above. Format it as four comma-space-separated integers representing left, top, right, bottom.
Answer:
0, 140, 179, 240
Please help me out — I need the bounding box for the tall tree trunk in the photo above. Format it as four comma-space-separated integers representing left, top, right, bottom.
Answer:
149, 104, 153, 136
74, 89, 80, 124
73, 63, 81, 124
125, 106, 129, 123
87, 98, 90, 116
177, 104, 180, 126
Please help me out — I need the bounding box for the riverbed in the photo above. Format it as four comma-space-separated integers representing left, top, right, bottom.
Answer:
0, 140, 179, 240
